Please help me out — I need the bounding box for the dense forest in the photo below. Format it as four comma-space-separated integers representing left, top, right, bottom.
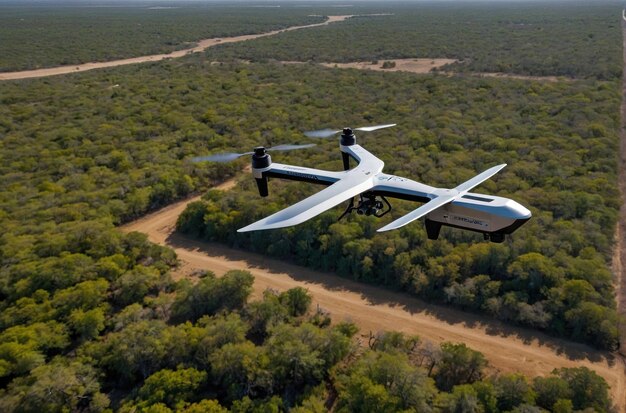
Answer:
0, 55, 619, 408
0, 2, 621, 79
0, 267, 615, 412
175, 62, 621, 350
0, 3, 322, 72
205, 1, 622, 80
0, 1, 623, 410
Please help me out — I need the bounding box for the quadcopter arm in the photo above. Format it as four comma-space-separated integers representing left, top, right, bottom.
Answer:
259, 163, 345, 186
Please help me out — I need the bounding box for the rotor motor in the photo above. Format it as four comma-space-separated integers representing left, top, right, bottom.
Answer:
340, 128, 356, 146
252, 147, 271, 197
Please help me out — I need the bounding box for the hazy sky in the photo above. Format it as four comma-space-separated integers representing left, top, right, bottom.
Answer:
0, 0, 611, 2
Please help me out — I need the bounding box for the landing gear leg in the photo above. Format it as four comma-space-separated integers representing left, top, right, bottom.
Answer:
338, 197, 355, 221
425, 219, 442, 240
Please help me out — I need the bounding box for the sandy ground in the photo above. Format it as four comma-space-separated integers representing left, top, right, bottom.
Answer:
283, 59, 568, 82
0, 15, 353, 81
317, 58, 457, 74
318, 60, 567, 82
121, 178, 626, 410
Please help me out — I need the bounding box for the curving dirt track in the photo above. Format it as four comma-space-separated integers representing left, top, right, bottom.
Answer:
0, 15, 352, 81
122, 178, 625, 410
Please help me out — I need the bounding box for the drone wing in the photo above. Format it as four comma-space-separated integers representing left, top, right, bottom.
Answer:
451, 164, 507, 193
238, 175, 374, 232
377, 164, 507, 232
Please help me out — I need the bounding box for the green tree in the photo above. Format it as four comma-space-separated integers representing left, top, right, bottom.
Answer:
136, 367, 207, 409
180, 399, 228, 413
434, 342, 487, 391
244, 290, 289, 339
172, 270, 253, 322
471, 381, 498, 413
336, 375, 400, 413
68, 307, 106, 341
564, 302, 619, 350
210, 341, 272, 401
532, 376, 571, 410
0, 358, 109, 413
112, 266, 169, 307
279, 287, 312, 317
553, 398, 573, 413
0, 321, 70, 377
506, 253, 563, 302
86, 320, 171, 385
439, 384, 481, 413
336, 350, 437, 412
494, 374, 536, 412
553, 367, 611, 412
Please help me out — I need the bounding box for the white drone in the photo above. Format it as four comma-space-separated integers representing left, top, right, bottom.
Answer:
193, 124, 531, 242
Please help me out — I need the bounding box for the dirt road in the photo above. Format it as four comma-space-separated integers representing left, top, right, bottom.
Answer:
0, 15, 352, 81
122, 179, 625, 410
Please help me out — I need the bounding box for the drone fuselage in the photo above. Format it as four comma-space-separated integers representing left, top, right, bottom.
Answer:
242, 136, 530, 242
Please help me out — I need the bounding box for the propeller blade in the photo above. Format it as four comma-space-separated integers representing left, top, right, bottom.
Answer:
268, 143, 316, 151
303, 129, 342, 139
191, 143, 314, 163
304, 123, 396, 138
354, 123, 397, 132
191, 152, 252, 163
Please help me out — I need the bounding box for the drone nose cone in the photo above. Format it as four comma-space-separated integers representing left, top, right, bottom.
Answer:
506, 199, 532, 220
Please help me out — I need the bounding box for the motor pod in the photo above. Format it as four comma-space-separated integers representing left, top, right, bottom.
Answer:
340, 128, 356, 146
252, 146, 271, 197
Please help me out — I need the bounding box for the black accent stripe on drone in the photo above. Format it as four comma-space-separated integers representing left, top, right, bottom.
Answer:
498, 217, 531, 234
461, 194, 494, 203
434, 217, 530, 237
370, 190, 431, 204
264, 170, 336, 186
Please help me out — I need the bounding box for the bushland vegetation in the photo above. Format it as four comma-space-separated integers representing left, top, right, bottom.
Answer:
172, 62, 620, 350
0, 268, 613, 412
0, 3, 322, 72
0, 47, 619, 350
206, 1, 621, 80
1, 2, 620, 80
0, 2, 621, 409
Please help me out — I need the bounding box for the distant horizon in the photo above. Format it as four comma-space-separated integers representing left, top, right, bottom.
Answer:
0, 0, 620, 4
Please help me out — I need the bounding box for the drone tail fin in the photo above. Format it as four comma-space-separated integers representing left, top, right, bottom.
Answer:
377, 194, 455, 232
452, 164, 506, 194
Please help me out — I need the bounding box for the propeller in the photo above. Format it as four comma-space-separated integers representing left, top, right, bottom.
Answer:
191, 143, 316, 163
304, 123, 396, 139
